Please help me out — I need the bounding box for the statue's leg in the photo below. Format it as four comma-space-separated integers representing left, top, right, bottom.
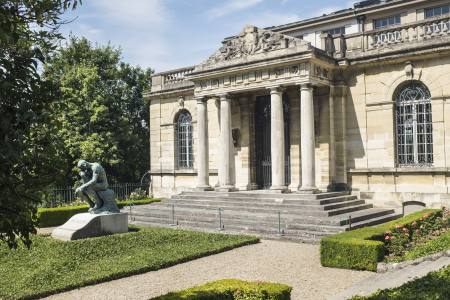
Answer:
76, 189, 95, 208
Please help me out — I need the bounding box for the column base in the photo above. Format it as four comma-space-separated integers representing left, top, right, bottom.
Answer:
215, 185, 238, 192
298, 187, 320, 194
195, 185, 213, 191
270, 186, 290, 193
247, 183, 259, 190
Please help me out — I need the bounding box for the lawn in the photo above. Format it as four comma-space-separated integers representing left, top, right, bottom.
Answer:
0, 227, 259, 300
350, 265, 450, 300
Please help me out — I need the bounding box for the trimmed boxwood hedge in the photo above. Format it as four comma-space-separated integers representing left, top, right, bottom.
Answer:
37, 198, 160, 227
152, 279, 292, 300
320, 209, 439, 271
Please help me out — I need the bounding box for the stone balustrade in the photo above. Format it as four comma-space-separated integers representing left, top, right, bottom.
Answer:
329, 15, 450, 59
367, 15, 450, 50
151, 66, 195, 92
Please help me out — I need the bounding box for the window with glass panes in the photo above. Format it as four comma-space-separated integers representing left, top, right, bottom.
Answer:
395, 81, 433, 167
374, 15, 401, 29
326, 27, 346, 35
175, 111, 193, 169
425, 5, 450, 18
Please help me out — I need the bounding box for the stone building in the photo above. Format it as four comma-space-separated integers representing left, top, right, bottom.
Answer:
147, 0, 450, 209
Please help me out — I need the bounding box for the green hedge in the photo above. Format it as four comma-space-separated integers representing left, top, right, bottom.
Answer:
37, 198, 160, 228
320, 209, 439, 271
152, 279, 292, 300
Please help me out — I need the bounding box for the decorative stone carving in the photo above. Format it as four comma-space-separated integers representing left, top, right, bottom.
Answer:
178, 96, 185, 108
205, 25, 304, 64
405, 61, 414, 79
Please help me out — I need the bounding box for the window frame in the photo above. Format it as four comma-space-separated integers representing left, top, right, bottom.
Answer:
175, 110, 193, 170
325, 26, 346, 36
374, 14, 401, 29
394, 81, 433, 167
425, 5, 450, 19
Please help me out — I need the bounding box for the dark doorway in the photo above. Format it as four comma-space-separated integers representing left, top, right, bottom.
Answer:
254, 94, 291, 189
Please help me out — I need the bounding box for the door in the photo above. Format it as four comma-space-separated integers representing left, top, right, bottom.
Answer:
254, 95, 291, 189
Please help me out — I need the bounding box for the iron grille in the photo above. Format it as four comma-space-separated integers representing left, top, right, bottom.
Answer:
395, 81, 433, 167
255, 95, 291, 189
175, 110, 193, 169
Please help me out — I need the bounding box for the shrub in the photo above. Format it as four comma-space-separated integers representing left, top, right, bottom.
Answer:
350, 265, 450, 300
152, 279, 292, 300
37, 198, 160, 227
320, 209, 440, 271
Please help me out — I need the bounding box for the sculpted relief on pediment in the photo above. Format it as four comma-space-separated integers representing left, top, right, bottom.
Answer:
203, 25, 309, 66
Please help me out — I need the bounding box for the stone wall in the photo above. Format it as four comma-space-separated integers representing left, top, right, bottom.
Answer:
344, 56, 450, 208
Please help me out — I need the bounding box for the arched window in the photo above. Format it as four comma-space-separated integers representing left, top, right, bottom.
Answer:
175, 110, 193, 169
395, 81, 433, 166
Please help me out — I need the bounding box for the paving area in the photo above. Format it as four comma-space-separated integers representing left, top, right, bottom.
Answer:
331, 256, 450, 300
44, 239, 372, 300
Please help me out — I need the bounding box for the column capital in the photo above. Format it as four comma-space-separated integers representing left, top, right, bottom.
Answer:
195, 95, 207, 104
217, 93, 231, 101
299, 83, 314, 90
267, 86, 284, 94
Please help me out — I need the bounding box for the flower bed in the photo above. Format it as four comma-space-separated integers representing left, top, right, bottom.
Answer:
384, 208, 449, 262
320, 209, 446, 271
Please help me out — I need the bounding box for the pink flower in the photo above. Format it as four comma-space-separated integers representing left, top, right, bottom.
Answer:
385, 235, 391, 240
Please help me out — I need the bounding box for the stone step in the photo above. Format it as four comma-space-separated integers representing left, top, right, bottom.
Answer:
130, 212, 344, 234
130, 219, 326, 243
134, 202, 372, 218
346, 212, 402, 230
129, 205, 394, 229
177, 191, 349, 200
166, 198, 364, 212
170, 194, 358, 206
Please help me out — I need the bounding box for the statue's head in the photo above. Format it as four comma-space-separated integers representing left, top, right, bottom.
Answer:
77, 160, 90, 170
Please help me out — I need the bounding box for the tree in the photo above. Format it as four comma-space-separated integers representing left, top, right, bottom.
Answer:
44, 37, 152, 186
0, 0, 80, 248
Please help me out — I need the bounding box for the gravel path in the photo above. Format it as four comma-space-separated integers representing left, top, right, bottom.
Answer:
44, 240, 372, 300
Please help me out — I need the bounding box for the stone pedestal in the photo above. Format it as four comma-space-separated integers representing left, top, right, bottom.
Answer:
51, 212, 128, 241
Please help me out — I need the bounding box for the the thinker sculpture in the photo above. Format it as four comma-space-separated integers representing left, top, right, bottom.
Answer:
75, 160, 120, 214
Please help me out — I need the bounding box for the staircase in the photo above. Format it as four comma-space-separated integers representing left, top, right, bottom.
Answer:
127, 191, 401, 243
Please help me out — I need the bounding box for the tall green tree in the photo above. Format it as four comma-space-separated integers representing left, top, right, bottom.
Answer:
0, 0, 80, 248
44, 37, 152, 186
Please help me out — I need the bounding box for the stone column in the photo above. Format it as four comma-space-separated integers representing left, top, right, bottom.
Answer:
299, 84, 319, 193
196, 97, 212, 191
270, 87, 287, 192
329, 86, 337, 189
217, 93, 236, 191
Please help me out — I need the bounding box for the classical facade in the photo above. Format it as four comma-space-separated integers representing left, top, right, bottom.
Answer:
147, 0, 450, 209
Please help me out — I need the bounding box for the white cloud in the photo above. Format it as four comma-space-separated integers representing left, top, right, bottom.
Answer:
207, 0, 264, 19
91, 0, 169, 27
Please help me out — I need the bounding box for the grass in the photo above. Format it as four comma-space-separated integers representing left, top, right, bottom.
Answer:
0, 227, 259, 300
350, 265, 450, 300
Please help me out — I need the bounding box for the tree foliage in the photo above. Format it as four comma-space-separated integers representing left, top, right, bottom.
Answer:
0, 0, 80, 248
44, 37, 152, 185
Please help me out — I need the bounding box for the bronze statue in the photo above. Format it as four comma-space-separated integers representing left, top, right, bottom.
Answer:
75, 160, 120, 214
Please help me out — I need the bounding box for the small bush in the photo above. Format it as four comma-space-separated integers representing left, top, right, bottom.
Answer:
152, 279, 292, 300
320, 209, 440, 271
37, 198, 160, 227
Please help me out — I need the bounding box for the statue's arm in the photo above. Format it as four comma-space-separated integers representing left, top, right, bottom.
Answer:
78, 172, 99, 191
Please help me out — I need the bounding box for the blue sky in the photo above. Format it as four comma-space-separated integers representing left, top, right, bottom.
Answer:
61, 0, 356, 72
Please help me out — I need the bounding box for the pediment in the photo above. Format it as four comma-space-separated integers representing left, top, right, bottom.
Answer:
197, 25, 311, 71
